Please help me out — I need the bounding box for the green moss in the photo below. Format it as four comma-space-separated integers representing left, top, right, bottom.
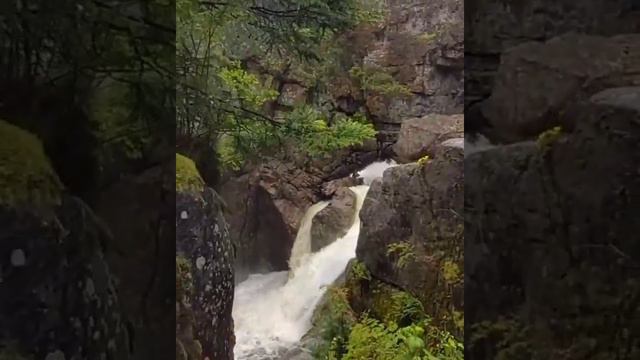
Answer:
536, 126, 563, 151
442, 260, 461, 285
417, 155, 431, 166
176, 153, 204, 193
176, 255, 193, 300
0, 120, 63, 209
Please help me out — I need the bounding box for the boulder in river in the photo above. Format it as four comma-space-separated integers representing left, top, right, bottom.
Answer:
311, 187, 358, 252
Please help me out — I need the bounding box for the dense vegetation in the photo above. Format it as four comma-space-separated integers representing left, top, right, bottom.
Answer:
176, 0, 387, 172
313, 284, 464, 360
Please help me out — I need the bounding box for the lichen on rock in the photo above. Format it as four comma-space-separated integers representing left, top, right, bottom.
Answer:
176, 153, 205, 194
0, 120, 63, 209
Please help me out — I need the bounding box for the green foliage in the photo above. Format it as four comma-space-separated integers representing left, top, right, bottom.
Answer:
349, 65, 412, 97
387, 292, 426, 325
219, 67, 279, 107
314, 283, 463, 360
176, 153, 205, 193
442, 260, 461, 285
536, 126, 563, 150
387, 242, 416, 269
470, 317, 533, 360
340, 317, 463, 360
354, 0, 387, 25
177, 0, 381, 172
350, 260, 372, 281
417, 155, 431, 166
313, 287, 357, 360
281, 106, 377, 158
176, 255, 194, 302
0, 120, 63, 209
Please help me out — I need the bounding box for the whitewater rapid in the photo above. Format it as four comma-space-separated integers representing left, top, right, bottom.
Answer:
232, 160, 397, 360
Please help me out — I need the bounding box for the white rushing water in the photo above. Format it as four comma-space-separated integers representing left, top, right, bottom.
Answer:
233, 161, 397, 360
288, 200, 329, 273
357, 159, 397, 185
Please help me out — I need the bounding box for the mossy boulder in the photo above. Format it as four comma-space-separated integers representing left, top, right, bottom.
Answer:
176, 153, 205, 193
0, 120, 63, 209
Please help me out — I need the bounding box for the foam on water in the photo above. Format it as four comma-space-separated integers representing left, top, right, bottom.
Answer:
232, 171, 386, 359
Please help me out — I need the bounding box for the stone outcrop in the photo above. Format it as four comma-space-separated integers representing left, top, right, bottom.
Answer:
0, 121, 129, 359
393, 114, 464, 162
480, 34, 640, 142
465, 87, 640, 358
338, 0, 464, 145
465, 0, 640, 138
356, 145, 464, 330
176, 155, 234, 360
311, 187, 357, 252
221, 160, 321, 282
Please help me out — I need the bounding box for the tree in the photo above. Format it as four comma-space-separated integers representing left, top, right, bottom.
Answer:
176, 0, 378, 172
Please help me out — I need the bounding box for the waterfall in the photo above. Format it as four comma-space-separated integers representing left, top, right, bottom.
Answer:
232, 161, 398, 360
288, 200, 329, 273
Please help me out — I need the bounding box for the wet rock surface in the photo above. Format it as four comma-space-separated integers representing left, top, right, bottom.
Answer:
393, 114, 464, 162
221, 160, 321, 282
465, 0, 640, 109
177, 187, 235, 360
311, 188, 357, 252
0, 197, 129, 360
356, 145, 464, 328
465, 88, 640, 358
481, 34, 640, 142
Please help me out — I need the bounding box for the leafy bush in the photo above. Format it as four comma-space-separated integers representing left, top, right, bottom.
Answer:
350, 260, 372, 281
349, 65, 412, 97
387, 242, 416, 269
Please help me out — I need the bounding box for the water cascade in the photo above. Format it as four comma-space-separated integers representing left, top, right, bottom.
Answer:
232, 161, 398, 359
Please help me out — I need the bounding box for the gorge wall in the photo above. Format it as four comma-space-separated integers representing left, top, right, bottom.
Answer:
465, 1, 640, 357
223, 0, 464, 282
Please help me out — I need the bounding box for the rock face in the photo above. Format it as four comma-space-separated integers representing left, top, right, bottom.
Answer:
393, 114, 464, 162
481, 34, 640, 142
176, 160, 234, 360
0, 122, 129, 359
345, 0, 464, 144
221, 160, 321, 281
311, 187, 357, 252
356, 145, 464, 329
465, 87, 640, 358
94, 163, 176, 360
465, 0, 640, 138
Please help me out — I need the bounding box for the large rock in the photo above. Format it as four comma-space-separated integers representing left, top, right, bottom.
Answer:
221, 160, 321, 282
480, 34, 640, 142
393, 114, 464, 162
311, 187, 357, 252
465, 88, 640, 359
94, 162, 176, 360
365, 0, 463, 136
176, 155, 235, 360
356, 145, 464, 330
0, 121, 129, 359
465, 0, 640, 107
